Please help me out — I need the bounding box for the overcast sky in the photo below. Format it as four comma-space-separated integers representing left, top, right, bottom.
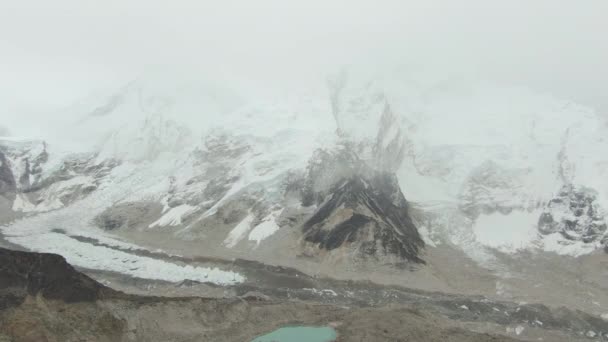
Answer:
1, 0, 607, 136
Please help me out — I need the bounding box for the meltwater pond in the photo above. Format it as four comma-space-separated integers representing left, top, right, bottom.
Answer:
251, 326, 337, 342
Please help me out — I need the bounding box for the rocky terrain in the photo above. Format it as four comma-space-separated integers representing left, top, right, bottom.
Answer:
301, 173, 424, 264
539, 184, 608, 248
3, 247, 608, 342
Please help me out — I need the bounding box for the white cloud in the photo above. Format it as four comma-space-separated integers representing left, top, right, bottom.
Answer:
1, 0, 607, 137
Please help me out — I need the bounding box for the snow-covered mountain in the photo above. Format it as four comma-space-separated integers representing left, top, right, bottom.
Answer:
1, 71, 607, 284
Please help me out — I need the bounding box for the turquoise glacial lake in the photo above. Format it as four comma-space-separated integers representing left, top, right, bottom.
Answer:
251, 326, 337, 342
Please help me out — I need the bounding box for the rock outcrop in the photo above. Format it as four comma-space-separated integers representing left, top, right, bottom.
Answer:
0, 139, 114, 214
0, 150, 16, 200
0, 247, 116, 309
302, 173, 425, 263
538, 184, 608, 245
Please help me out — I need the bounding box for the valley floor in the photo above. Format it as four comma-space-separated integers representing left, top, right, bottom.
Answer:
2, 206, 608, 341
112, 227, 608, 317
2, 247, 608, 342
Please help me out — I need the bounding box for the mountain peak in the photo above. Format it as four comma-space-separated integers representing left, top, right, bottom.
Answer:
303, 173, 425, 264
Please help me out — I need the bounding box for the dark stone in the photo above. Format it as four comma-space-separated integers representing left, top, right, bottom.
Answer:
538, 184, 607, 244
0, 247, 116, 307
99, 216, 124, 230
303, 173, 425, 263
0, 150, 16, 197
94, 202, 161, 231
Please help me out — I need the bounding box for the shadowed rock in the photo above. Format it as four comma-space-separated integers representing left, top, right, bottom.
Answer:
0, 150, 16, 199
538, 184, 607, 245
0, 248, 116, 308
303, 173, 425, 263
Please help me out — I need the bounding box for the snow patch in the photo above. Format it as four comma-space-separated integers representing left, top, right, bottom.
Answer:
12, 193, 63, 213
417, 223, 438, 247
248, 209, 283, 245
224, 213, 256, 248
149, 204, 198, 228
473, 210, 539, 252
303, 288, 338, 297
12, 194, 37, 212
541, 233, 601, 257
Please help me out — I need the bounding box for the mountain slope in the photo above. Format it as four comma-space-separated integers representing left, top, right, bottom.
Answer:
302, 173, 424, 263
1, 71, 607, 305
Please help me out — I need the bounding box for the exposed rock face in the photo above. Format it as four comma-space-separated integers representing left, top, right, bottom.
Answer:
94, 201, 163, 231
303, 173, 425, 263
18, 145, 49, 191
0, 248, 115, 309
300, 147, 362, 206
538, 185, 608, 244
0, 150, 16, 199
0, 140, 116, 214
0, 140, 48, 196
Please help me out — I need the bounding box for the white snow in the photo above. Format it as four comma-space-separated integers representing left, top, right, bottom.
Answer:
541, 233, 601, 257
54, 175, 96, 190
4, 70, 608, 283
12, 193, 64, 213
472, 210, 540, 253
601, 313, 608, 321
224, 213, 256, 248
11, 194, 38, 212
303, 288, 339, 297
1, 78, 333, 283
149, 204, 198, 228
248, 209, 283, 245
1, 143, 244, 284
416, 224, 438, 247
7, 231, 243, 285
0, 74, 333, 283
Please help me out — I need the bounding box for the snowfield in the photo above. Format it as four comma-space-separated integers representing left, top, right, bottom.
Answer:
2, 70, 608, 282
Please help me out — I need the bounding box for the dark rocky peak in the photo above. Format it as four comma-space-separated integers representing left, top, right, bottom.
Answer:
299, 146, 362, 206
538, 184, 607, 246
302, 172, 425, 264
